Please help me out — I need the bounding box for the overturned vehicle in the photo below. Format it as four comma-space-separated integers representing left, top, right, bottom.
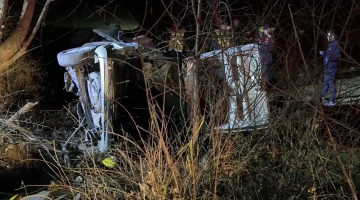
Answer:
57, 29, 271, 153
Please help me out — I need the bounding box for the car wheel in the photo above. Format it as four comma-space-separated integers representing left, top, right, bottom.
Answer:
57, 46, 97, 67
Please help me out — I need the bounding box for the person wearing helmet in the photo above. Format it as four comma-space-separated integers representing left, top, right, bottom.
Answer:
257, 22, 275, 86
211, 17, 232, 50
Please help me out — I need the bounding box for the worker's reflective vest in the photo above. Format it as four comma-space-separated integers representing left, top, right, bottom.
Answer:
258, 26, 275, 34
169, 29, 185, 52
214, 29, 231, 48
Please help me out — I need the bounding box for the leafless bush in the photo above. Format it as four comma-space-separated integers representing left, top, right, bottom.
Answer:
0, 55, 45, 111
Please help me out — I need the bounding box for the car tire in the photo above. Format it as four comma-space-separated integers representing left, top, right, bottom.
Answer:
57, 46, 97, 67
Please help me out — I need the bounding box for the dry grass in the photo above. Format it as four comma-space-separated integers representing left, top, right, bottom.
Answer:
53, 110, 360, 199
0, 55, 44, 111
0, 39, 44, 168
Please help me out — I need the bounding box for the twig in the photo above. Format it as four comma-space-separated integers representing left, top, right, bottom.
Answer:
63, 117, 85, 146
8, 101, 38, 122
288, 4, 310, 75
0, 120, 36, 142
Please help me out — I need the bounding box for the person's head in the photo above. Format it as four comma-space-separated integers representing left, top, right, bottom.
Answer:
233, 18, 241, 27
263, 23, 272, 35
326, 29, 337, 42
219, 17, 230, 30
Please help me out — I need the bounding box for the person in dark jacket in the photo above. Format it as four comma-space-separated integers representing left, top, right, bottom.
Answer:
319, 29, 342, 106
257, 22, 275, 85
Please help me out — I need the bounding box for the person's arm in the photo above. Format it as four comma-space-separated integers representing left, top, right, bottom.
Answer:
209, 32, 221, 50
212, 39, 221, 50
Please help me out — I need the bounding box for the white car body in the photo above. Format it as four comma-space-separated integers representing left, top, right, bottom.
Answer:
184, 44, 270, 131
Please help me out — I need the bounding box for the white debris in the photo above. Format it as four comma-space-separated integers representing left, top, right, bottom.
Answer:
23, 191, 51, 200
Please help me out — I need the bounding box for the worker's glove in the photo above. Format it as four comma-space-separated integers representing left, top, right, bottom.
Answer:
319, 51, 324, 56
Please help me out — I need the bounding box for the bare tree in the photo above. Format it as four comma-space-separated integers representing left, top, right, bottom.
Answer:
0, 0, 52, 70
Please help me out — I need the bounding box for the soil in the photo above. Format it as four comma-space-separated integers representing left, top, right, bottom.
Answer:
0, 101, 82, 169
0, 143, 34, 168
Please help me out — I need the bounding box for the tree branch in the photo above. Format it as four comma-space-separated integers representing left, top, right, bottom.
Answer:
0, 0, 52, 71
0, 0, 36, 61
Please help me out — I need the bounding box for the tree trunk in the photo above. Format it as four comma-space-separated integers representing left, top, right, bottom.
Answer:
0, 0, 36, 61
0, 0, 52, 71
0, 0, 8, 30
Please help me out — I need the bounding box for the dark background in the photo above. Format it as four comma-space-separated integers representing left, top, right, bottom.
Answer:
8, 0, 360, 109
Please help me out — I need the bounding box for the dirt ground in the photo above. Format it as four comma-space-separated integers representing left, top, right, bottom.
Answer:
0, 143, 35, 168
0, 101, 81, 168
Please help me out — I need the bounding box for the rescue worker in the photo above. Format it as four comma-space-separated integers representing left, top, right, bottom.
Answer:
319, 29, 341, 106
257, 22, 275, 85
211, 17, 232, 50
168, 24, 186, 52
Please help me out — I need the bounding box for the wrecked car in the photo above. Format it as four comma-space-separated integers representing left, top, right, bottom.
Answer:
57, 28, 272, 152
57, 25, 274, 152
57, 29, 185, 152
